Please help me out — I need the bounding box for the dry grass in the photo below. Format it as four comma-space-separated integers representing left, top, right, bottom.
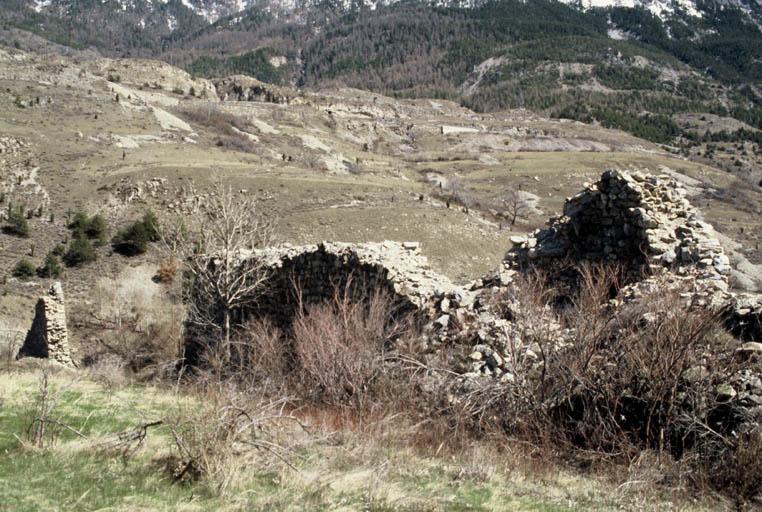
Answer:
0, 365, 734, 510
79, 265, 184, 376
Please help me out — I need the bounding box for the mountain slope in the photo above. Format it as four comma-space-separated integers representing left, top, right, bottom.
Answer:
1, 0, 761, 185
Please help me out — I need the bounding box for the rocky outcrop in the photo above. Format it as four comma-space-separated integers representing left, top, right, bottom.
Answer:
17, 282, 74, 366
213, 75, 297, 104
504, 169, 731, 286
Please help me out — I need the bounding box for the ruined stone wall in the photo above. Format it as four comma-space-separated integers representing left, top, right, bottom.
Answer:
247, 242, 456, 327
184, 241, 460, 361
184, 170, 760, 371
17, 282, 74, 366
504, 170, 731, 285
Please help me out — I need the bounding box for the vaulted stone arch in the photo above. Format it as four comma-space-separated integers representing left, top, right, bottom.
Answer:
184, 241, 456, 363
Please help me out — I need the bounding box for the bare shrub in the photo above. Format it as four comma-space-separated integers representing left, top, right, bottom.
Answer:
0, 328, 23, 366
290, 282, 417, 408
708, 431, 762, 508
179, 105, 257, 153
302, 152, 326, 171
81, 265, 184, 374
214, 135, 256, 153
437, 176, 480, 211
461, 265, 739, 466
165, 382, 298, 495
240, 317, 287, 377
179, 105, 249, 134
155, 255, 178, 284
501, 187, 531, 225
24, 369, 84, 449
292, 287, 387, 406
197, 277, 425, 415
165, 182, 274, 364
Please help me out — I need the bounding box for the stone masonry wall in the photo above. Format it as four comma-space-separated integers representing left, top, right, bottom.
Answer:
17, 282, 74, 366
243, 241, 457, 327
184, 241, 463, 362
504, 170, 731, 286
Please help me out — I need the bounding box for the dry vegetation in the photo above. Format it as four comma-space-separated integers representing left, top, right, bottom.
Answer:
2, 262, 758, 510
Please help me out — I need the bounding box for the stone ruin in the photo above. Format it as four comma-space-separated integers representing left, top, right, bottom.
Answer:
190, 170, 760, 388
249, 241, 456, 323
500, 169, 760, 337
17, 282, 75, 367
16, 169, 757, 381
185, 241, 467, 362
503, 169, 731, 285
188, 170, 759, 369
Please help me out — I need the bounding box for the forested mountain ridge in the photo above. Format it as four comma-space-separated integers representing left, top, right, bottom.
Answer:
2, 0, 762, 181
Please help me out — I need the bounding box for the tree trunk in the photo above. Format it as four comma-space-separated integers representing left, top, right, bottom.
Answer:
223, 309, 231, 362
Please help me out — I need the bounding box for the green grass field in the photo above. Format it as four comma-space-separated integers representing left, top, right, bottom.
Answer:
0, 366, 724, 511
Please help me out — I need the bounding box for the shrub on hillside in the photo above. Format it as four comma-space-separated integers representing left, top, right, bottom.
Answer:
12, 258, 36, 280
37, 252, 63, 278
223, 282, 419, 408
68, 211, 90, 233
111, 211, 160, 256
155, 256, 178, 284
68, 211, 108, 244
63, 235, 97, 267
451, 264, 753, 501
85, 214, 108, 245
51, 243, 66, 257
3, 206, 30, 238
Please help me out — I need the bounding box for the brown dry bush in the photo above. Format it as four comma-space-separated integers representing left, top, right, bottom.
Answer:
178, 105, 249, 134
709, 431, 762, 508
79, 267, 184, 378
198, 279, 426, 415
179, 106, 257, 153
155, 255, 178, 284
457, 264, 752, 496
214, 135, 256, 153
291, 286, 401, 407
165, 380, 299, 495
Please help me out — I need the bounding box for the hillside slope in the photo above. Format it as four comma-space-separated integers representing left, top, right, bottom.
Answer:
2, 0, 761, 167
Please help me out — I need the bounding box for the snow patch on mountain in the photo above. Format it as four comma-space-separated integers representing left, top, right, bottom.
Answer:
32, 0, 52, 12
560, 0, 703, 19
178, 0, 257, 23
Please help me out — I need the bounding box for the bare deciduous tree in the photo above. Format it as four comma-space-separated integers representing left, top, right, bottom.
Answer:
502, 187, 531, 226
165, 183, 274, 361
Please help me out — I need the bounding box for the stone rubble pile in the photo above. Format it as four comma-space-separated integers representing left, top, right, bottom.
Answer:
109, 177, 169, 204
729, 294, 762, 342
17, 282, 75, 367
0, 135, 25, 157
